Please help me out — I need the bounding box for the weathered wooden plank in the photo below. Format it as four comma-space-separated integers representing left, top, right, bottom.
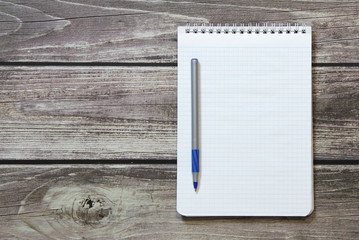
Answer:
313, 67, 359, 160
0, 66, 177, 160
0, 0, 358, 63
0, 165, 357, 239
0, 66, 358, 161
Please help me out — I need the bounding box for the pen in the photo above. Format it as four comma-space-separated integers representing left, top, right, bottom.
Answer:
191, 58, 199, 191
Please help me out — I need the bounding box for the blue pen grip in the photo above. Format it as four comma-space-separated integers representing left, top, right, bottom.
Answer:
192, 149, 199, 172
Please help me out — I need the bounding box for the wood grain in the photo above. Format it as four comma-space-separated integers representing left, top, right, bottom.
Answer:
0, 66, 358, 161
0, 0, 358, 63
0, 165, 357, 239
313, 67, 359, 160
0, 66, 177, 160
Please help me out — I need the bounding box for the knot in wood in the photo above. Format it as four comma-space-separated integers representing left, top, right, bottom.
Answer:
72, 195, 112, 226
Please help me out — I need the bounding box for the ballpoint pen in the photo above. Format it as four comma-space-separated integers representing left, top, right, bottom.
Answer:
191, 58, 200, 191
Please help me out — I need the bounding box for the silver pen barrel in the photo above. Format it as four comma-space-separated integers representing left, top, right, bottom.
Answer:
191, 58, 199, 150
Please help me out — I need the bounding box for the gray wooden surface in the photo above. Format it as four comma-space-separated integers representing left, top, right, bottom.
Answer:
0, 66, 358, 161
0, 0, 359, 239
0, 0, 358, 63
0, 165, 358, 239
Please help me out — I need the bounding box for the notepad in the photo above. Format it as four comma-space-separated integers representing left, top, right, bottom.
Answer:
177, 24, 313, 216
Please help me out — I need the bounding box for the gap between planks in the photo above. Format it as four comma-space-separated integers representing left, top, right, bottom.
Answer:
0, 62, 359, 67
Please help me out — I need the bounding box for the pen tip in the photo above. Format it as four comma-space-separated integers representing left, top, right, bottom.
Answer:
193, 182, 198, 191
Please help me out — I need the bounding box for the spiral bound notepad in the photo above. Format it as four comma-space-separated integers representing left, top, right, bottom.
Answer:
177, 24, 313, 216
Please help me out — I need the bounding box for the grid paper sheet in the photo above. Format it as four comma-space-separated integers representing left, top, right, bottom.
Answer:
177, 26, 313, 216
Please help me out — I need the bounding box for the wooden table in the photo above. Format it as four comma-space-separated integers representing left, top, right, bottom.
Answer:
0, 1, 358, 239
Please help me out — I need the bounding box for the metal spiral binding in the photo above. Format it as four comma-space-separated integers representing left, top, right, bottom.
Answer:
185, 23, 307, 34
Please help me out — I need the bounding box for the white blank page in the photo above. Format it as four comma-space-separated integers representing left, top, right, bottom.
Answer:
177, 26, 313, 216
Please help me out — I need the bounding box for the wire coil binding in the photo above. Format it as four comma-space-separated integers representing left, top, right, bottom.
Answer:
185, 23, 307, 34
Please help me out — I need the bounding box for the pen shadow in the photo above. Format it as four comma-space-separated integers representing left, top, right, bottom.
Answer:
197, 60, 202, 192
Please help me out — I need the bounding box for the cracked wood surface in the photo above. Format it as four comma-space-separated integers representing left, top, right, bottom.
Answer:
0, 165, 358, 239
0, 67, 358, 161
0, 0, 358, 63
